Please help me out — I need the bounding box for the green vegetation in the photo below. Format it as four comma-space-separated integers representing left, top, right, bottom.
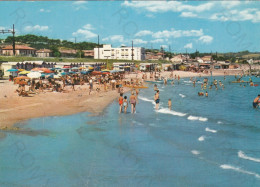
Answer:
3, 34, 102, 57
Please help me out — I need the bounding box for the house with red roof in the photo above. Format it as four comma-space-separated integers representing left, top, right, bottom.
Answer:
36, 49, 53, 58
1, 45, 36, 56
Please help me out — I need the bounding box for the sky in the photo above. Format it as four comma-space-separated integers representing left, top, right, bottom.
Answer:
0, 0, 259, 53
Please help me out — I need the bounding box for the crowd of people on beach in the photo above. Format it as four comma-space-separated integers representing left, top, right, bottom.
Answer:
10, 69, 260, 112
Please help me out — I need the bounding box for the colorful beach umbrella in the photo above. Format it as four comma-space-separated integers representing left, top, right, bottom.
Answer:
61, 72, 68, 76
27, 72, 41, 79
7, 69, 18, 72
14, 76, 30, 80
80, 71, 90, 75
19, 71, 31, 74
91, 71, 102, 75
72, 67, 79, 70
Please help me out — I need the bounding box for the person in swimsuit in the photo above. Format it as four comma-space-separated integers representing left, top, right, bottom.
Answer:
168, 99, 172, 110
123, 96, 128, 113
253, 94, 260, 108
118, 93, 124, 113
154, 90, 160, 110
129, 92, 137, 113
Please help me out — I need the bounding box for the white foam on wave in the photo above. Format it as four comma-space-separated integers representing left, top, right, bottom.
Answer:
220, 164, 260, 179
187, 115, 208, 122
205, 127, 217, 133
183, 80, 192, 83
138, 96, 155, 106
198, 136, 205, 141
179, 93, 186, 98
157, 108, 187, 117
217, 121, 223, 124
238, 151, 260, 163
191, 150, 200, 155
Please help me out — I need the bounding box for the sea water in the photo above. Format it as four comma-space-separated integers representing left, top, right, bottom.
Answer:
0, 76, 260, 187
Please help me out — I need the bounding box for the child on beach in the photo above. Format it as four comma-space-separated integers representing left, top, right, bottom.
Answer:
123, 96, 128, 113
168, 99, 172, 110
118, 93, 124, 113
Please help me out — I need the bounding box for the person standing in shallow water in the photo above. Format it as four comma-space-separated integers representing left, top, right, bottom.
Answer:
123, 96, 128, 113
129, 92, 137, 113
154, 90, 160, 110
118, 93, 124, 113
253, 94, 260, 108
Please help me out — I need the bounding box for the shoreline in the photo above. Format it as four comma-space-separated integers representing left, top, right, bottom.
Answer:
0, 69, 242, 129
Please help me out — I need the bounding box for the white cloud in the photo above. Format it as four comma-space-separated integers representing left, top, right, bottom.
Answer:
102, 35, 124, 43
184, 43, 193, 49
122, 1, 215, 13
40, 8, 51, 13
123, 1, 259, 23
221, 1, 241, 9
146, 14, 155, 18
83, 24, 94, 30
0, 26, 6, 30
133, 39, 148, 45
72, 1, 87, 5
72, 24, 97, 40
24, 25, 49, 32
72, 1, 87, 10
152, 28, 203, 38
198, 35, 213, 44
135, 30, 153, 37
150, 39, 164, 43
210, 8, 260, 23
180, 12, 198, 18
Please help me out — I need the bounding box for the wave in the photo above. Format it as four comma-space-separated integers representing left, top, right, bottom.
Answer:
179, 94, 186, 98
198, 136, 205, 141
205, 127, 217, 133
191, 150, 200, 155
187, 115, 208, 122
238, 151, 260, 163
183, 80, 192, 83
139, 96, 155, 105
217, 121, 223, 124
157, 108, 187, 117
220, 164, 260, 179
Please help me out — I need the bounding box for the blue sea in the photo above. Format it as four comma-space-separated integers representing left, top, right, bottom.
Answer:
0, 76, 260, 187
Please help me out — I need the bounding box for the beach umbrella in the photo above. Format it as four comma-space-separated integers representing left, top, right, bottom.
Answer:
68, 71, 76, 74
79, 67, 86, 70
88, 66, 94, 70
61, 72, 68, 76
18, 69, 25, 72
7, 69, 18, 72
40, 68, 53, 73
80, 71, 90, 75
102, 72, 110, 75
27, 72, 41, 79
31, 68, 41, 71
19, 71, 31, 75
72, 67, 79, 70
91, 71, 102, 75
14, 76, 30, 80
101, 69, 110, 72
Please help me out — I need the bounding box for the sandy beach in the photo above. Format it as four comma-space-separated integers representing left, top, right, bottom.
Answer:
0, 69, 243, 129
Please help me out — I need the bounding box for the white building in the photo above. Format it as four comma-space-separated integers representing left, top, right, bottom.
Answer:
94, 45, 145, 61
